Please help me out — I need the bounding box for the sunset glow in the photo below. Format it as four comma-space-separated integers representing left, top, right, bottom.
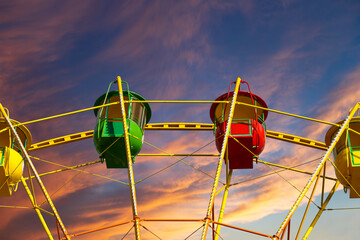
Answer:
1, 1, 360, 239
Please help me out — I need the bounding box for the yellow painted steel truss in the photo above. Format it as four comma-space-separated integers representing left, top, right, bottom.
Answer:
1, 75, 359, 240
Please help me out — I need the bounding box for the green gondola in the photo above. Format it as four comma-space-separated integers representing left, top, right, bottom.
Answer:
93, 88, 151, 168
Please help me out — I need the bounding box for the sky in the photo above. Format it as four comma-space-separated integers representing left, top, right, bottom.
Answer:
0, 0, 360, 239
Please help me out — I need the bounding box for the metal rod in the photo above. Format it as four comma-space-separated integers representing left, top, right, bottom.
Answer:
0, 104, 70, 239
68, 220, 133, 238
201, 76, 242, 239
302, 181, 340, 240
138, 153, 219, 157
141, 218, 205, 222
26, 161, 37, 205
274, 103, 360, 239
321, 161, 326, 205
212, 220, 273, 238
0, 102, 118, 134
214, 169, 233, 240
212, 204, 215, 240
21, 177, 54, 240
280, 224, 286, 240
295, 166, 323, 240
215, 148, 231, 240
256, 159, 337, 182
143, 218, 273, 238
117, 76, 141, 239
288, 220, 290, 240
129, 101, 340, 127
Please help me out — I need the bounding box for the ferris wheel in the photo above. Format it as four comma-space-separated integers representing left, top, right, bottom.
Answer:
0, 76, 359, 240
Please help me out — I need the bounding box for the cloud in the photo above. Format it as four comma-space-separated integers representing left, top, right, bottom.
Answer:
305, 65, 360, 141
0, 0, 130, 122
94, 1, 207, 62
1, 1, 360, 239
88, 0, 214, 102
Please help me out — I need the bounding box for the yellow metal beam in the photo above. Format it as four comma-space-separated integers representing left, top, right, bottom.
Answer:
266, 130, 327, 150
29, 131, 94, 151
145, 122, 214, 130
201, 76, 242, 239
117, 77, 141, 240
256, 159, 337, 182
302, 181, 340, 239
28, 124, 328, 151
138, 153, 218, 157
215, 169, 233, 240
21, 177, 54, 240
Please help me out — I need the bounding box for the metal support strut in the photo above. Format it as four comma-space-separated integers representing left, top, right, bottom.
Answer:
302, 181, 340, 239
0, 103, 70, 239
201, 77, 242, 239
116, 77, 142, 239
214, 168, 233, 240
274, 102, 360, 239
21, 177, 54, 240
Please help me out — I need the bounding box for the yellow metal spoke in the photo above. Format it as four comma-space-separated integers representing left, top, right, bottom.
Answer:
129, 99, 342, 127
21, 177, 54, 240
302, 181, 339, 240
38, 167, 84, 207
0, 205, 31, 209
0, 103, 70, 239
26, 156, 128, 185
230, 157, 330, 187
230, 136, 321, 208
24, 159, 101, 178
135, 135, 220, 184
256, 159, 337, 182
117, 76, 141, 240
275, 102, 360, 238
201, 76, 242, 239
0, 102, 119, 134
295, 166, 322, 240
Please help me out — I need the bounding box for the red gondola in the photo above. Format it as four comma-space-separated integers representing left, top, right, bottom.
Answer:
210, 81, 268, 169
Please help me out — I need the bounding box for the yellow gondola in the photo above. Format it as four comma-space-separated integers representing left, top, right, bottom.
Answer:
325, 116, 360, 198
0, 115, 32, 197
